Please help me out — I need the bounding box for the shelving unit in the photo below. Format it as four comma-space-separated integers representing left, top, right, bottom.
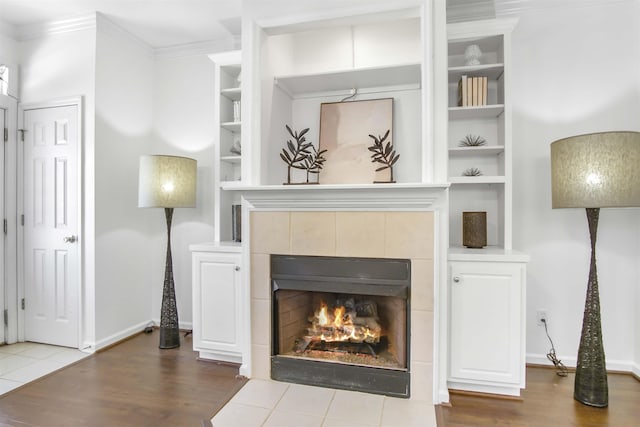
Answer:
446, 18, 529, 398
209, 50, 242, 243
253, 11, 426, 186
447, 21, 514, 250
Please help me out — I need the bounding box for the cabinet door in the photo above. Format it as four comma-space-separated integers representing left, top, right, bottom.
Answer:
449, 262, 524, 386
192, 252, 241, 356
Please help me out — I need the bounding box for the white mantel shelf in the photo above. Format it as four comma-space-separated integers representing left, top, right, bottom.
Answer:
223, 183, 450, 210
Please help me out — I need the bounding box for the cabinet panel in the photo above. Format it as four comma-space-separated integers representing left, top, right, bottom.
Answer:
200, 261, 238, 345
448, 260, 525, 393
192, 250, 242, 363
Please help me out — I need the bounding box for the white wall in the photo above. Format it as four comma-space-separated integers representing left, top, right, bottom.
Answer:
93, 15, 155, 346
18, 27, 97, 349
510, 1, 640, 371
151, 53, 217, 328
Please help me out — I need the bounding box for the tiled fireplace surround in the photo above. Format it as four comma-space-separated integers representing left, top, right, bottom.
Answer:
241, 185, 445, 405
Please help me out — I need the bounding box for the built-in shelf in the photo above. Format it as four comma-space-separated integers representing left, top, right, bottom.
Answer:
448, 246, 530, 263
274, 63, 421, 98
221, 121, 241, 132
448, 63, 504, 81
220, 180, 245, 188
220, 155, 242, 164
221, 87, 241, 101
449, 176, 506, 184
449, 105, 504, 120
449, 146, 505, 156
189, 241, 242, 253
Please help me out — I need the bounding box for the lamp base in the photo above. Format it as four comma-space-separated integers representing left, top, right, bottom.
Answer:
159, 207, 181, 350
159, 326, 180, 349
574, 207, 608, 407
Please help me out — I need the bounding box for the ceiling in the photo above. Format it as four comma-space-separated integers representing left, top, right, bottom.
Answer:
0, 0, 242, 49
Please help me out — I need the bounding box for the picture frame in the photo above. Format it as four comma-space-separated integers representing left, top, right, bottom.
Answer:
318, 98, 393, 184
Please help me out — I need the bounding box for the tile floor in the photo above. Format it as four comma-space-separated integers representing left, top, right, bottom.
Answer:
0, 342, 90, 395
211, 379, 437, 427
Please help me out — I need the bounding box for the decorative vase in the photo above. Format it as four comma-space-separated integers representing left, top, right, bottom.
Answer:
463, 211, 487, 248
464, 44, 482, 66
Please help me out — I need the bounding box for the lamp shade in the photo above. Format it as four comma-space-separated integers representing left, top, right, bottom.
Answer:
550, 131, 640, 208
138, 155, 197, 208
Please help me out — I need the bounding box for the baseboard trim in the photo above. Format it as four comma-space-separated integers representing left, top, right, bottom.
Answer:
448, 388, 524, 401
632, 363, 640, 381
526, 353, 635, 373
151, 318, 193, 331
94, 320, 150, 351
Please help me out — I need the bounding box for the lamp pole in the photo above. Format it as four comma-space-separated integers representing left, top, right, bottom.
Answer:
574, 207, 608, 407
159, 207, 180, 349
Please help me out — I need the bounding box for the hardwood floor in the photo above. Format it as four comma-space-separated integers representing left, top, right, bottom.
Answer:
436, 366, 640, 426
0, 332, 247, 426
1, 334, 638, 427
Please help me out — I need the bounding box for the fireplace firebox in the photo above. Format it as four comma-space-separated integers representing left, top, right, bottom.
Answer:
271, 255, 410, 397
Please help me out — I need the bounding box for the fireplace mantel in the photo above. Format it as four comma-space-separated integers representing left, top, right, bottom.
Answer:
223, 181, 451, 404
223, 183, 449, 210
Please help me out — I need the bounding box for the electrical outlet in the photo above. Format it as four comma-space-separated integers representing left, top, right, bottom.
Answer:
536, 309, 547, 326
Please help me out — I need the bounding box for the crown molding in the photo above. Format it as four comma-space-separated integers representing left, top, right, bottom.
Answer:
154, 36, 240, 59
95, 13, 153, 58
495, 0, 633, 15
16, 14, 96, 41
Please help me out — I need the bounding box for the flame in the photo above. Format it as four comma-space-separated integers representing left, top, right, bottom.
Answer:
311, 300, 380, 344
334, 306, 345, 327
317, 303, 329, 326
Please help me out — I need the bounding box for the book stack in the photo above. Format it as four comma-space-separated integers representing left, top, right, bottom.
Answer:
457, 75, 488, 107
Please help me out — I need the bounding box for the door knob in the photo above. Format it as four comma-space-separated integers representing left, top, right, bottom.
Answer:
453, 276, 460, 283
63, 235, 77, 243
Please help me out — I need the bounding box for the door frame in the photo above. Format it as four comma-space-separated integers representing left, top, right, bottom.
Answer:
1, 93, 17, 344
17, 97, 83, 347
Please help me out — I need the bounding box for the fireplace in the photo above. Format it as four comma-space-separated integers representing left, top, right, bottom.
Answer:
270, 254, 410, 397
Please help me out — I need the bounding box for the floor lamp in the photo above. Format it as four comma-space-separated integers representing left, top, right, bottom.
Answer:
550, 131, 640, 407
138, 155, 197, 349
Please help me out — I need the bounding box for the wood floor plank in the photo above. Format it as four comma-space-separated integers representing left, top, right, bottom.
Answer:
437, 366, 640, 426
0, 332, 247, 427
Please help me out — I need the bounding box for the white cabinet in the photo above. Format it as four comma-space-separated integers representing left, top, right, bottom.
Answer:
445, 19, 528, 398
448, 251, 528, 396
209, 50, 242, 243
191, 246, 242, 364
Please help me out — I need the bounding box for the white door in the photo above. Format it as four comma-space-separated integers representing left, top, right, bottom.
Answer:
23, 105, 79, 347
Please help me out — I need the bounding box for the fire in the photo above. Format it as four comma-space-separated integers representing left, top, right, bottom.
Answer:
310, 300, 381, 344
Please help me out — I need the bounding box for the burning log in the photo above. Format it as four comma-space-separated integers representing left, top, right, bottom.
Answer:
299, 299, 382, 348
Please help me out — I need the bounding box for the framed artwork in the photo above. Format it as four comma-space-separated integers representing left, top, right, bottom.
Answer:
319, 98, 393, 184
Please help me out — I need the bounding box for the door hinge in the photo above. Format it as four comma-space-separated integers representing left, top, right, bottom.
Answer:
3, 309, 7, 326
21, 214, 24, 226
18, 129, 26, 142
3, 219, 6, 235
21, 298, 25, 310
3, 128, 7, 142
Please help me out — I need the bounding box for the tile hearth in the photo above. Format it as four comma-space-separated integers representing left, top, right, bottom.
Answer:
211, 379, 436, 427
